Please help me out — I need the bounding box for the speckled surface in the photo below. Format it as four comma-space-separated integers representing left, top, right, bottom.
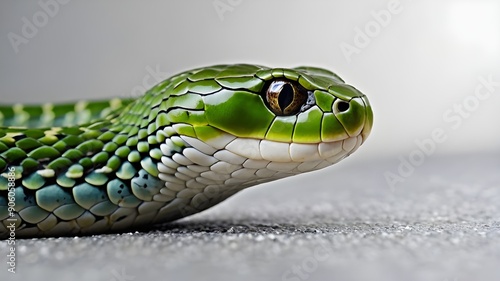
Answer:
1, 153, 499, 281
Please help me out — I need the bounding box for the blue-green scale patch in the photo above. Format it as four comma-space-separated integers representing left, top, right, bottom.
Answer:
89, 201, 118, 216
53, 204, 85, 220
0, 196, 8, 220
13, 186, 37, 210
107, 178, 142, 208
73, 183, 109, 210
36, 184, 75, 212
131, 169, 165, 201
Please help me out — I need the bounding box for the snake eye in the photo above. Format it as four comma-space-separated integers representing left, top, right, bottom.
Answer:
265, 80, 308, 116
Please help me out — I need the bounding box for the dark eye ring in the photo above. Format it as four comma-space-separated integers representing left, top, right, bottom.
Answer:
264, 80, 308, 116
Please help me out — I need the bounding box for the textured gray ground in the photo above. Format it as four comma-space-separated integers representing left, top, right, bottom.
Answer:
1, 153, 499, 281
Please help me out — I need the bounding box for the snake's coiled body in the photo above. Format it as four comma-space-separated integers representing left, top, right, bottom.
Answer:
0, 64, 373, 238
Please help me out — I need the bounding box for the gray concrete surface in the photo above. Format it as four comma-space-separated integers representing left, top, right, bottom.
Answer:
1, 153, 500, 281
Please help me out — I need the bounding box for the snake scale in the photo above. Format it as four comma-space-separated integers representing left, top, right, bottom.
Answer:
0, 64, 373, 238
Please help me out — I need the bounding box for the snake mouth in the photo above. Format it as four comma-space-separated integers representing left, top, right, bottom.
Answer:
158, 133, 363, 197
223, 135, 363, 163
171, 133, 364, 177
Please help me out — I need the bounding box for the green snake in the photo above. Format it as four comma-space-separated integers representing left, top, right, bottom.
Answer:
0, 64, 373, 238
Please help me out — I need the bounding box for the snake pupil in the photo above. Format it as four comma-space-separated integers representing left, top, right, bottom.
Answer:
278, 84, 294, 112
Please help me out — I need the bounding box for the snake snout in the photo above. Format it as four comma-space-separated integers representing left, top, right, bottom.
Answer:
323, 95, 371, 142
359, 95, 373, 142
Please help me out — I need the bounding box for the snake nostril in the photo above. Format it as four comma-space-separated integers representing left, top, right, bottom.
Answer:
335, 100, 350, 113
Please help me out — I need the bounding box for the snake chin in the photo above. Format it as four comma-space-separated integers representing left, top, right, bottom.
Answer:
157, 130, 364, 190
151, 129, 365, 223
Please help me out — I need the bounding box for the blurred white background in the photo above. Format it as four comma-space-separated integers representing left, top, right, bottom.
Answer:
1, 0, 499, 161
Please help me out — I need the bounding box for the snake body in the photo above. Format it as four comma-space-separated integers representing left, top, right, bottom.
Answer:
0, 64, 373, 238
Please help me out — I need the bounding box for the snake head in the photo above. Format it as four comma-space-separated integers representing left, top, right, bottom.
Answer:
156, 64, 372, 178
